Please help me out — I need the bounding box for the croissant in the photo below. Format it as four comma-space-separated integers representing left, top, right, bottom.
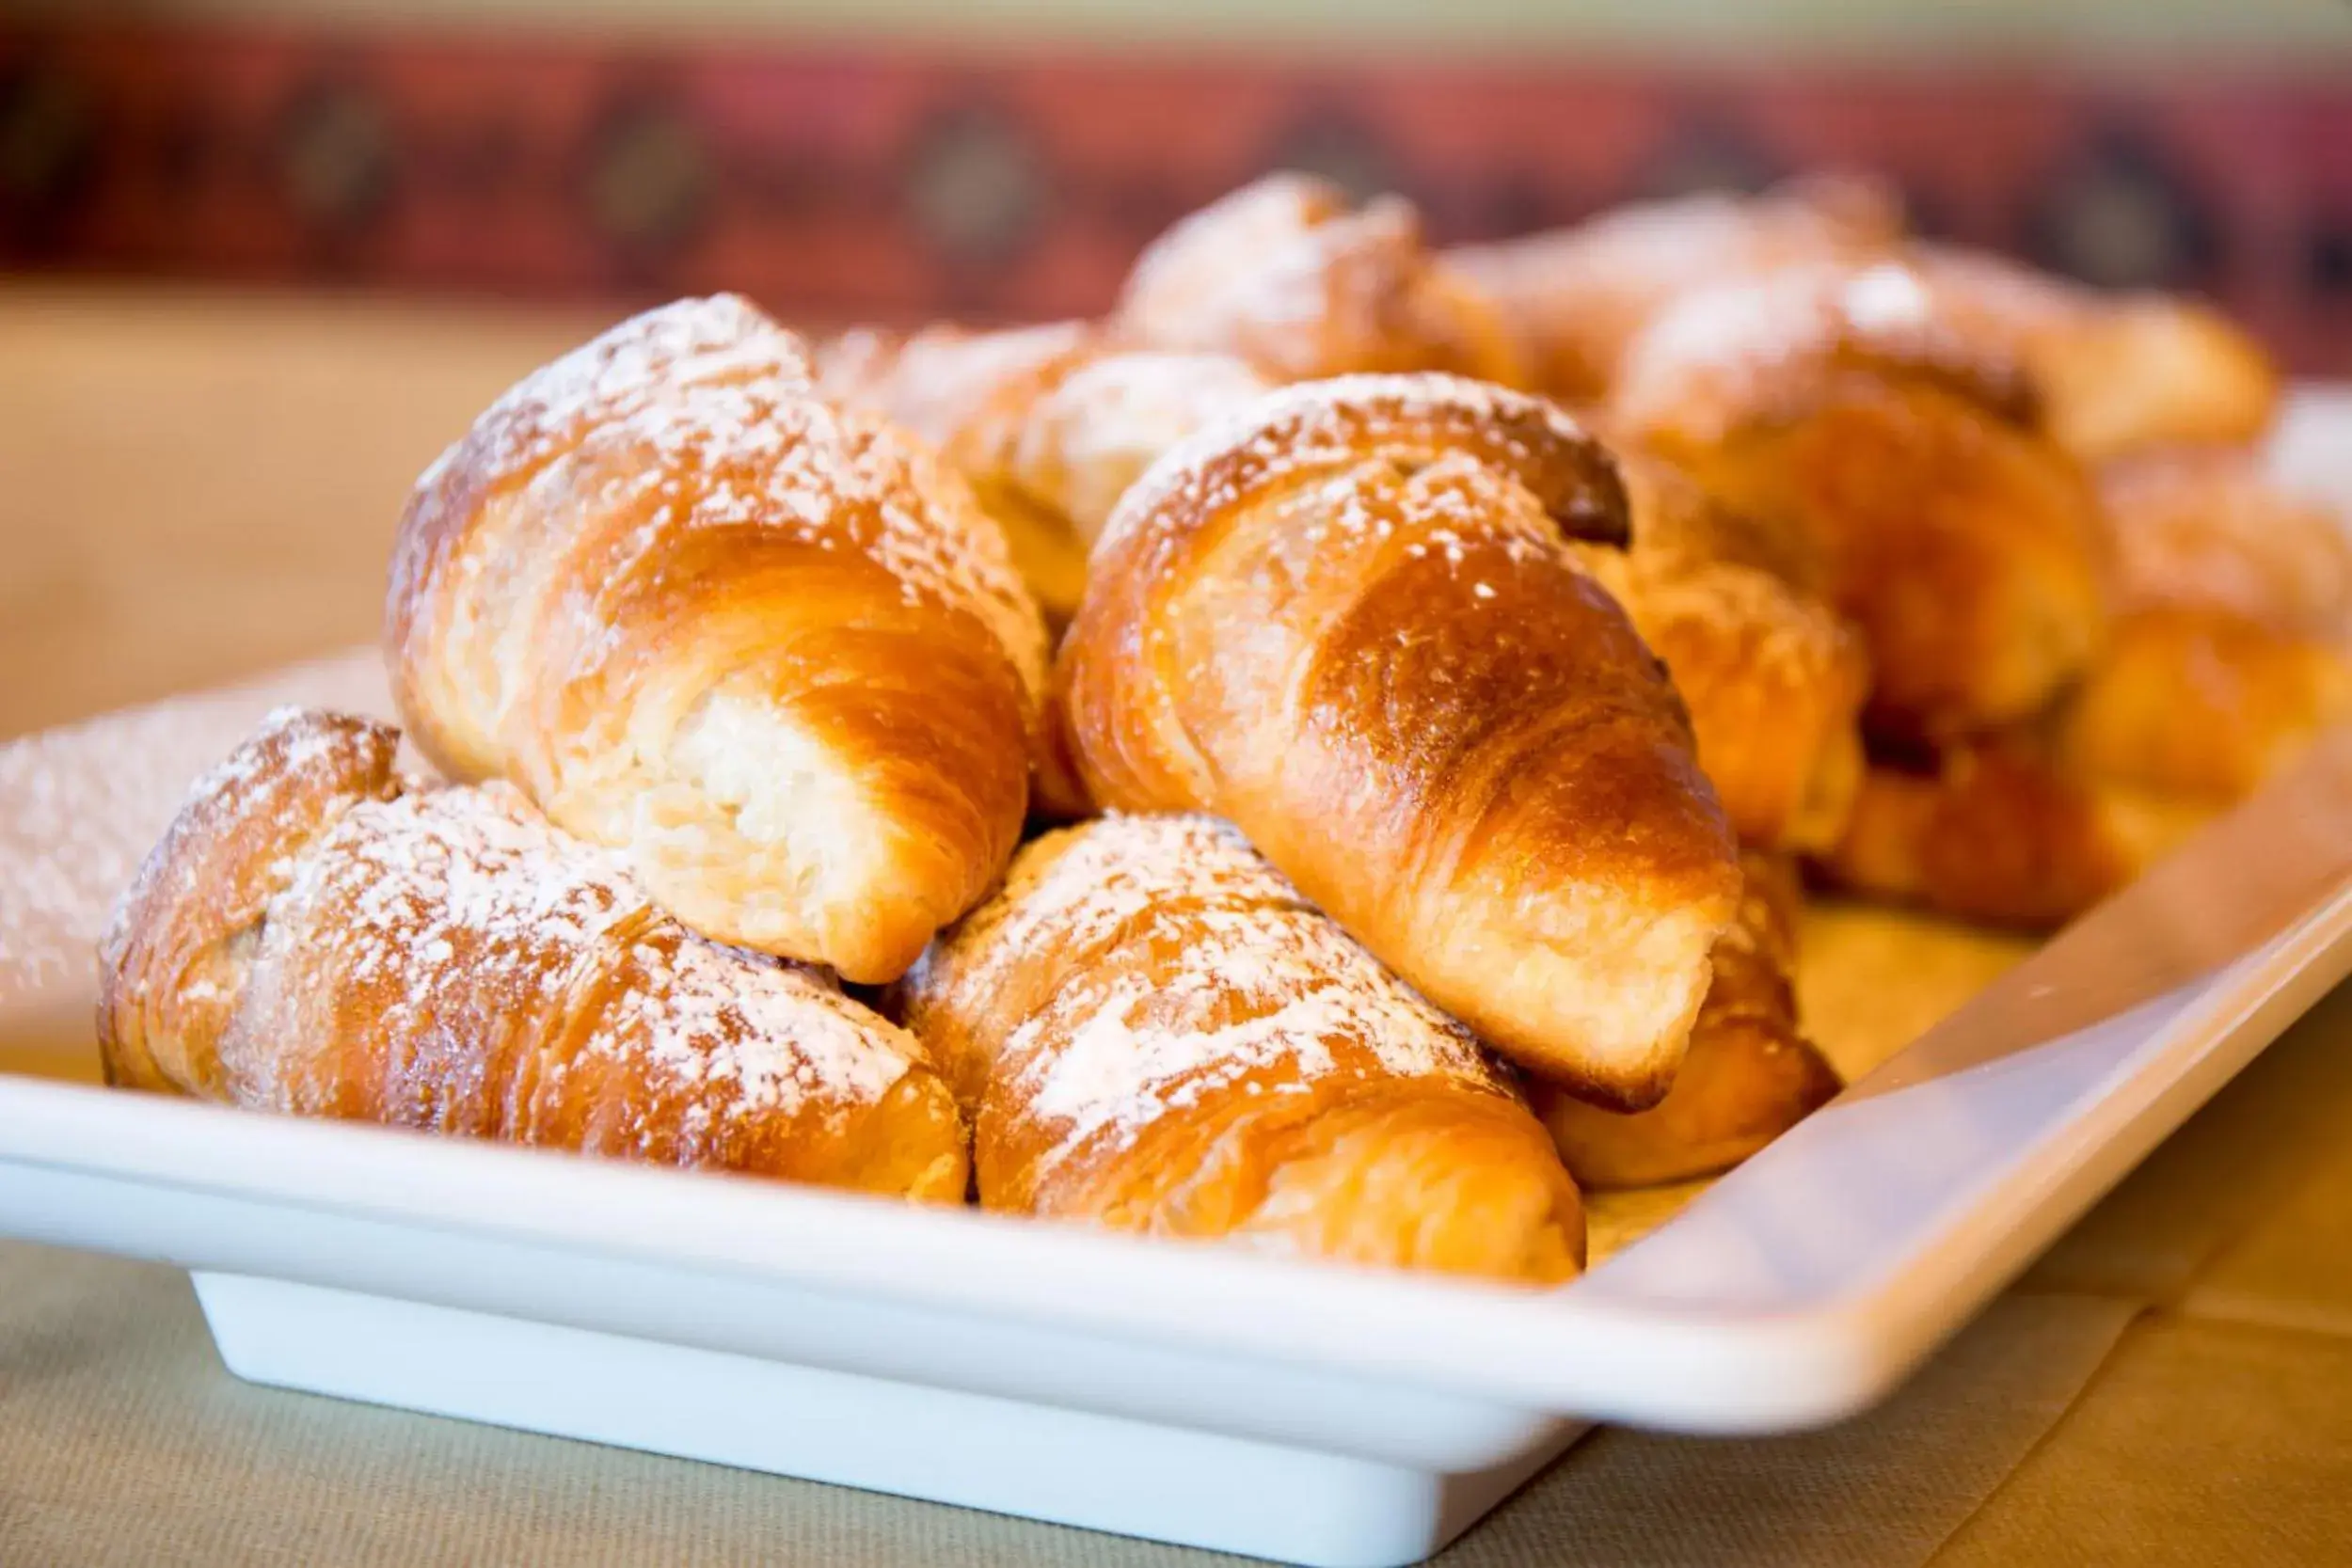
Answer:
2058, 448, 2352, 803
1115, 173, 1527, 387
1612, 261, 2110, 744
897, 814, 1584, 1283
813, 321, 1097, 622
1909, 245, 2280, 463
98, 709, 968, 1198
387, 294, 1049, 983
815, 321, 1270, 622
1533, 852, 1839, 1189
1818, 447, 2349, 927
1576, 457, 1868, 852
1057, 374, 1742, 1106
1818, 741, 2205, 928
2094, 446, 2352, 640
1446, 172, 1906, 405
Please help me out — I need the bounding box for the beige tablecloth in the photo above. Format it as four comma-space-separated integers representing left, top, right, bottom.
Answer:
3, 285, 2350, 1567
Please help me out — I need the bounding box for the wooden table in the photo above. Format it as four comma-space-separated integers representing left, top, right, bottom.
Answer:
2, 284, 2348, 1568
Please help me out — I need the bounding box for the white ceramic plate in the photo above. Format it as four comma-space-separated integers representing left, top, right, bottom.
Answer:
5, 395, 2351, 1568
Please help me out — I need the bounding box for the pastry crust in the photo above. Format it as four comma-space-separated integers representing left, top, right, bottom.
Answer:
1613, 261, 2109, 744
898, 814, 1584, 1283
387, 295, 1048, 982
1818, 741, 2206, 928
1057, 373, 1741, 1107
1910, 245, 2280, 462
1581, 457, 1867, 853
1116, 172, 1528, 386
2058, 449, 2352, 803
1534, 852, 1838, 1189
100, 710, 968, 1199
1447, 172, 1906, 405
816, 321, 1269, 622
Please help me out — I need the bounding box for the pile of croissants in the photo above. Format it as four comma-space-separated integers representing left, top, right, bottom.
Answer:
94, 171, 2348, 1287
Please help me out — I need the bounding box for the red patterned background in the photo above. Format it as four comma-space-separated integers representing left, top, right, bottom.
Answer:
5, 23, 2352, 368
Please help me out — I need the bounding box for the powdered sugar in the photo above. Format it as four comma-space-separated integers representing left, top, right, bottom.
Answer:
424, 295, 1046, 712
959, 815, 1502, 1185
0, 649, 389, 1010
1117, 175, 1425, 381
1842, 261, 1932, 334
817, 321, 1090, 454
260, 777, 915, 1123
463, 293, 815, 486
1016, 350, 1271, 539
1094, 372, 1604, 564
1613, 261, 2035, 443
1452, 180, 1899, 305
576, 387, 1043, 685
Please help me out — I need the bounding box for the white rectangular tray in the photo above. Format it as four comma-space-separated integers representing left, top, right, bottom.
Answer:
4, 395, 2351, 1567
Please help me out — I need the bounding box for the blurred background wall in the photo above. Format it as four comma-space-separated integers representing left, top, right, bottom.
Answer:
3, 0, 2350, 362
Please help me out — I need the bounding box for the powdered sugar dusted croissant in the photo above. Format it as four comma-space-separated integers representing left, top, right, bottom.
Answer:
1057, 374, 1742, 1107
815, 321, 1269, 621
1448, 172, 1906, 406
1613, 261, 2109, 744
387, 295, 1049, 983
898, 814, 1584, 1282
1115, 173, 1527, 387
99, 709, 967, 1198
1534, 851, 1839, 1188
1909, 245, 2280, 462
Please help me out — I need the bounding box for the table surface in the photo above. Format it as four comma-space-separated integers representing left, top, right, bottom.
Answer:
3, 283, 2349, 1568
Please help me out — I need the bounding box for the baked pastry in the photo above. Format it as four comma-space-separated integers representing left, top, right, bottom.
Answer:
897, 814, 1584, 1282
1057, 374, 1742, 1107
1819, 740, 2205, 928
1910, 245, 2280, 462
1613, 261, 2110, 744
814, 320, 1098, 622
1819, 449, 2350, 927
1576, 457, 1868, 852
2093, 446, 2352, 639
1534, 852, 1839, 1189
2058, 448, 2352, 802
1447, 172, 1906, 405
99, 708, 968, 1198
1114, 173, 1527, 386
816, 321, 1269, 621
386, 294, 1049, 983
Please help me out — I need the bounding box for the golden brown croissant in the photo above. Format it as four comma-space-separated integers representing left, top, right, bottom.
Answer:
2060, 609, 2351, 807
1533, 852, 1839, 1189
1115, 173, 1527, 387
386, 295, 1049, 983
99, 709, 967, 1198
815, 321, 1270, 622
1576, 457, 1867, 852
1818, 741, 2205, 928
813, 320, 1097, 622
1909, 245, 2280, 462
1057, 374, 1742, 1107
1612, 261, 2110, 744
1446, 173, 1907, 405
897, 814, 1584, 1282
2057, 449, 2352, 802
1819, 448, 2349, 927
2094, 446, 2352, 639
